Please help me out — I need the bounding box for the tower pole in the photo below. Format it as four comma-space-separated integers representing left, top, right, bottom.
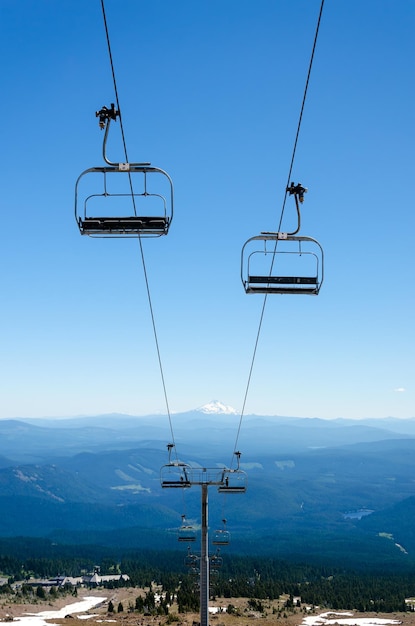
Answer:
160, 458, 247, 626
200, 483, 209, 626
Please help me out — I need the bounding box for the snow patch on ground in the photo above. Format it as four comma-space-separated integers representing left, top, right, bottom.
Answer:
302, 612, 402, 626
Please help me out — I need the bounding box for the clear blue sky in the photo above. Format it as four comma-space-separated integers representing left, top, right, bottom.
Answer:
0, 0, 413, 420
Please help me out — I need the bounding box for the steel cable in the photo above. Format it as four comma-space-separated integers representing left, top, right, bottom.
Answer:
231, 0, 326, 464
100, 0, 178, 460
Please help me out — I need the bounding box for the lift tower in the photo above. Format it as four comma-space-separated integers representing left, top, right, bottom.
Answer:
161, 451, 247, 626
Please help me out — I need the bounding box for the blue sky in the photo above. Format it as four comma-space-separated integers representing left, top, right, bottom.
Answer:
0, 0, 413, 420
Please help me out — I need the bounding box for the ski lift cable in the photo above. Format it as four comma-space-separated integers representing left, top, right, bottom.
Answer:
278, 0, 325, 231
231, 296, 268, 465
100, 0, 178, 459
251, 0, 326, 288
100, 0, 132, 175
230, 0, 326, 464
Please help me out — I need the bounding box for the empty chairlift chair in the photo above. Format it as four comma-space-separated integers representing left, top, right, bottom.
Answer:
75, 104, 173, 238
241, 233, 324, 295
210, 549, 223, 569
178, 516, 196, 542
185, 547, 199, 568
241, 182, 324, 295
212, 521, 230, 546
212, 530, 230, 546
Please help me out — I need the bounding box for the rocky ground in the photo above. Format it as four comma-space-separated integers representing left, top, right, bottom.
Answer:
1, 587, 414, 626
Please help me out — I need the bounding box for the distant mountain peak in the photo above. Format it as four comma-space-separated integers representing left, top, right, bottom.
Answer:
196, 401, 238, 415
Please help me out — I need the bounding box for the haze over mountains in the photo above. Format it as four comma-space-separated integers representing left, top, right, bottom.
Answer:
2, 401, 415, 570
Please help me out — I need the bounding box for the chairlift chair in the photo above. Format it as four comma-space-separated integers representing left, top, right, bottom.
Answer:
217, 452, 247, 493
209, 569, 219, 582
212, 519, 231, 544
185, 548, 199, 568
241, 182, 323, 295
178, 525, 197, 542
212, 529, 230, 546
75, 104, 174, 238
241, 233, 324, 295
160, 462, 192, 488
75, 165, 173, 237
212, 520, 230, 547
217, 469, 247, 493
210, 550, 224, 568
178, 516, 196, 542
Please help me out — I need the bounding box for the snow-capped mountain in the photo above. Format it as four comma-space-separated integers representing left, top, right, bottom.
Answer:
196, 401, 238, 415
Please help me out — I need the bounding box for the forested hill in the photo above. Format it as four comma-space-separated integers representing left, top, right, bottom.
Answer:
2, 413, 415, 571
0, 539, 414, 613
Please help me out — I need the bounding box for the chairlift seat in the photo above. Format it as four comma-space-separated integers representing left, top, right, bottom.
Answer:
161, 479, 191, 488
247, 286, 319, 294
217, 485, 247, 493
79, 216, 169, 236
246, 275, 319, 295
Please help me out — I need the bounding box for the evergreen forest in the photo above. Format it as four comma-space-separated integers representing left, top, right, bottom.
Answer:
0, 538, 414, 614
